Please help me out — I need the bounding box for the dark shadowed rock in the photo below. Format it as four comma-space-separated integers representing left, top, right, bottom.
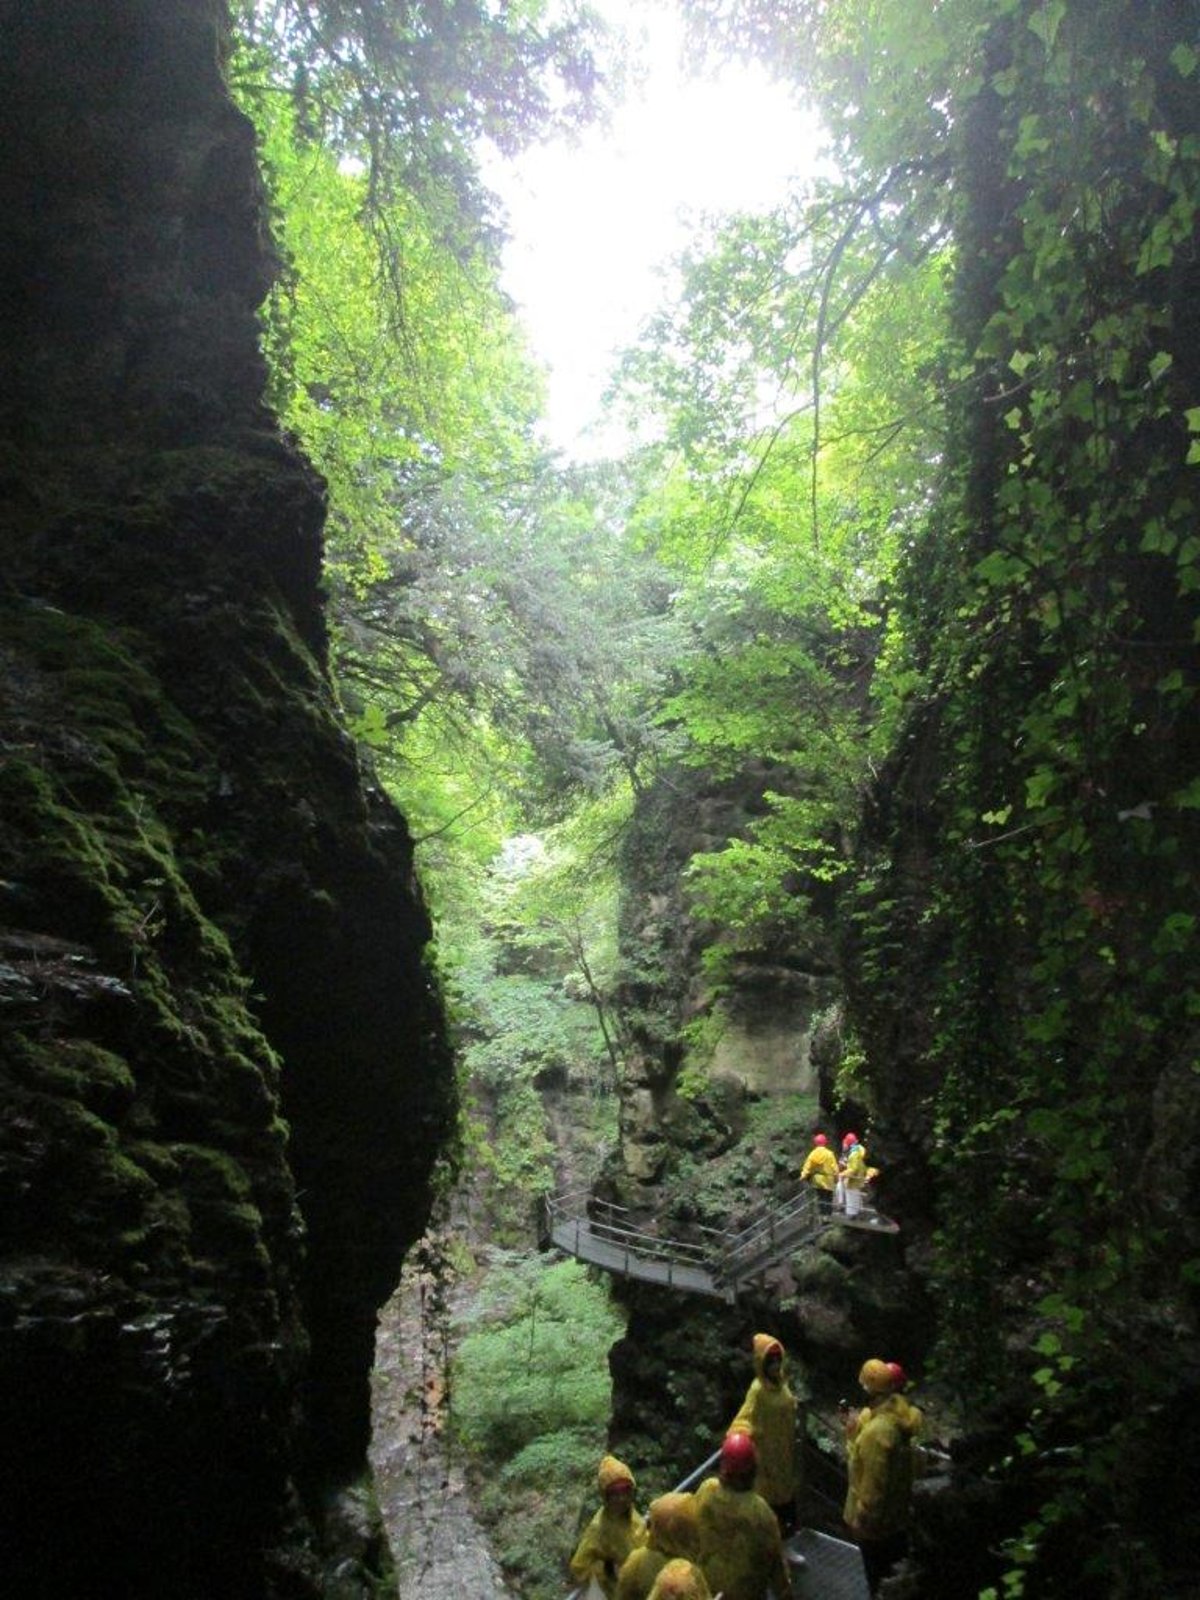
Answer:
0, 3, 453, 1593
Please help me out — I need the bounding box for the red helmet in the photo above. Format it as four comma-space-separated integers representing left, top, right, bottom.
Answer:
842, 1132, 859, 1148
719, 1431, 757, 1476
813, 1133, 828, 1147
886, 1361, 907, 1391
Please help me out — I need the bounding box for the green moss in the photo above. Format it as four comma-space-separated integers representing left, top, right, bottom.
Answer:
651, 1088, 822, 1231
0, 1081, 158, 1250
9, 1037, 135, 1112
1, 598, 301, 1296
789, 1248, 851, 1295
167, 1142, 255, 1203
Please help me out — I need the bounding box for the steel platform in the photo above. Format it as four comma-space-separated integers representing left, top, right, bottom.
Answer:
785, 1527, 871, 1600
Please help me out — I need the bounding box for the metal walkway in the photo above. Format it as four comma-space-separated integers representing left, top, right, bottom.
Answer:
546, 1189, 731, 1299
789, 1526, 871, 1600
545, 1186, 898, 1303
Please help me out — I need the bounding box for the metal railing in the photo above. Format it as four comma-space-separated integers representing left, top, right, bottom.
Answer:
547, 1181, 891, 1299
546, 1189, 727, 1270
714, 1185, 824, 1283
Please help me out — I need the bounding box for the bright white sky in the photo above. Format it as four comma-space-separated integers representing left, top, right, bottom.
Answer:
480, 2, 822, 460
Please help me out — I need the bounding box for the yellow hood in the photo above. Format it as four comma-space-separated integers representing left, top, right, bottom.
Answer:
752, 1332, 785, 1380
648, 1557, 712, 1599
859, 1357, 893, 1395
598, 1453, 635, 1496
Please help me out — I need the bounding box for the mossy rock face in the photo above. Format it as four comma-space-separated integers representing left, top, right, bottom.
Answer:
1, 603, 310, 1589
0, 3, 453, 1593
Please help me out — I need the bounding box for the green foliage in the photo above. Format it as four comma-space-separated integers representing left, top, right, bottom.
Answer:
756, 0, 1200, 1591
605, 140, 952, 995
451, 1258, 623, 1597
452, 1257, 622, 1455
231, 4, 1199, 1589
434, 820, 624, 1241
235, 15, 682, 857
477, 1429, 603, 1600
233, 0, 609, 241
656, 1089, 822, 1226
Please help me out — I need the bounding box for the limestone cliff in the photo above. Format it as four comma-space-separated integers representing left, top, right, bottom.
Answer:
0, 2, 454, 1593
609, 762, 838, 1200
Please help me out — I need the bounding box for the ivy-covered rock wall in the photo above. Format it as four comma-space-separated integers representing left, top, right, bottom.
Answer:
0, 2, 453, 1592
842, 5, 1200, 1594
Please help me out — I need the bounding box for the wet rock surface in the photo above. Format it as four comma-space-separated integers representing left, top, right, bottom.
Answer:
371, 1238, 514, 1599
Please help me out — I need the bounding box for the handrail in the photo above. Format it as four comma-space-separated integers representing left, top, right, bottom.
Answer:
547, 1182, 894, 1301
715, 1187, 823, 1284
721, 1187, 819, 1259
673, 1446, 722, 1493
549, 1219, 718, 1284
546, 1190, 727, 1240
546, 1191, 729, 1269
547, 1189, 728, 1242
595, 1203, 729, 1235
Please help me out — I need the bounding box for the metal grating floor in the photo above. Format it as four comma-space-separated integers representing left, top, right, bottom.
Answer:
784, 1527, 871, 1600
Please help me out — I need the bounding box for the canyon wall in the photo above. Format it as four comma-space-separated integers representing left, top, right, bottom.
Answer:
0, 3, 454, 1591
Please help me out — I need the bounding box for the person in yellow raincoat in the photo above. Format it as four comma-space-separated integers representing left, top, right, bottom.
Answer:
843, 1358, 923, 1596
645, 1556, 713, 1600
841, 1134, 870, 1218
728, 1332, 801, 1534
616, 1492, 701, 1600
799, 1132, 839, 1212
695, 1432, 794, 1600
571, 1454, 647, 1598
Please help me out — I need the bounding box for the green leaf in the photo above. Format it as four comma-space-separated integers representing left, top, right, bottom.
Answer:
1170, 42, 1198, 78
1154, 912, 1197, 954
1025, 767, 1058, 809
1028, 0, 1066, 52
1014, 114, 1050, 158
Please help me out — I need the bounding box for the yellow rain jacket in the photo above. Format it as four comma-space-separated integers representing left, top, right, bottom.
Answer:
843, 1393, 923, 1541
799, 1142, 839, 1191
890, 1393, 923, 1434
728, 1334, 799, 1509
646, 1557, 713, 1600
616, 1493, 701, 1600
843, 1143, 869, 1189
571, 1455, 647, 1598
695, 1476, 793, 1600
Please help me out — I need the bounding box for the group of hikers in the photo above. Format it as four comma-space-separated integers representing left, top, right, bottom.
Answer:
569, 1331, 923, 1600
798, 1130, 875, 1219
